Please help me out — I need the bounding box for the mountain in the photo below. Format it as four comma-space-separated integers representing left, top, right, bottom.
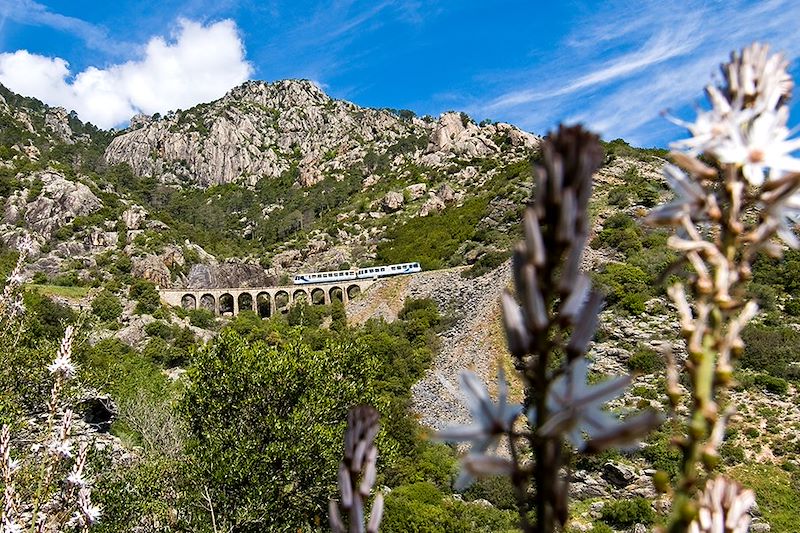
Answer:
104, 79, 538, 188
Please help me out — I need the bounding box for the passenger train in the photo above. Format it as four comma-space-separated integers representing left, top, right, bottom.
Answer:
293, 262, 422, 285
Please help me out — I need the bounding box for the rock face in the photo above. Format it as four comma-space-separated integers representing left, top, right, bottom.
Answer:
103, 80, 539, 189
131, 254, 172, 288
122, 204, 148, 230
428, 112, 498, 157
44, 107, 75, 144
185, 261, 272, 289
1, 171, 102, 242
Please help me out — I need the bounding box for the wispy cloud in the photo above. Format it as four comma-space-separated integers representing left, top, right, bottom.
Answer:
254, 0, 441, 84
0, 0, 133, 56
466, 0, 800, 146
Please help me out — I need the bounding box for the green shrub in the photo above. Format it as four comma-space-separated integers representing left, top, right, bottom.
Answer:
381, 482, 518, 533
22, 291, 76, 340
181, 331, 379, 530
594, 262, 651, 312
719, 441, 746, 465
463, 475, 517, 510
600, 497, 654, 527
619, 292, 647, 315
377, 197, 489, 270
91, 289, 123, 322
592, 213, 643, 255
741, 325, 800, 380
785, 297, 800, 316
114, 254, 132, 274
188, 308, 215, 329
753, 373, 789, 395
129, 278, 161, 315
627, 346, 664, 374
589, 523, 614, 533
462, 250, 510, 278
144, 320, 173, 340
641, 424, 682, 479
52, 270, 80, 287
141, 337, 185, 367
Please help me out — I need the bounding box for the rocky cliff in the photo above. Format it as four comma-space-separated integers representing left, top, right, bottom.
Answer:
103, 79, 539, 188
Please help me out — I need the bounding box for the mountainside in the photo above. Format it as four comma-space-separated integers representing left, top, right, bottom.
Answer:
104, 79, 538, 188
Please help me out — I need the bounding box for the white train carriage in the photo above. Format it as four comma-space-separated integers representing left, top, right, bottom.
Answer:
356, 262, 421, 279
293, 269, 357, 285
292, 262, 421, 285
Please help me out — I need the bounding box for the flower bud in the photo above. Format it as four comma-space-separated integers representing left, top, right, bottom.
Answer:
653, 470, 670, 494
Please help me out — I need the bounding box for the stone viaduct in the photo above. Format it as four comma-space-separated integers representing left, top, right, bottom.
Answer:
158, 279, 377, 318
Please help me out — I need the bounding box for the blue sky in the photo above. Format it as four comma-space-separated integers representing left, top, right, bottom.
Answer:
0, 0, 799, 146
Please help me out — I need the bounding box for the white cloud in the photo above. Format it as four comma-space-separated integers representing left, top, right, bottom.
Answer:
0, 18, 253, 128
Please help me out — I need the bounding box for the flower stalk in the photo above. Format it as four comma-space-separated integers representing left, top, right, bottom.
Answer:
648, 43, 800, 531
438, 125, 661, 532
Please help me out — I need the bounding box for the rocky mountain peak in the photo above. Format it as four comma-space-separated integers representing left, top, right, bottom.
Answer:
226, 79, 331, 108
102, 79, 539, 189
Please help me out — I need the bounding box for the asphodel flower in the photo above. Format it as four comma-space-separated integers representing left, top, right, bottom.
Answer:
436, 368, 522, 489
537, 357, 658, 451
689, 476, 755, 533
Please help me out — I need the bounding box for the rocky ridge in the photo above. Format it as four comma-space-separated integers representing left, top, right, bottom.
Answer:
104, 79, 539, 189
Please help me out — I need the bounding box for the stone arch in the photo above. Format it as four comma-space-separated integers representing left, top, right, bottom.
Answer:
311, 287, 326, 305
238, 292, 253, 312
199, 294, 215, 313
181, 294, 197, 310
347, 284, 361, 299
219, 293, 234, 316
293, 289, 308, 304
275, 290, 290, 313
329, 286, 344, 302
256, 292, 271, 318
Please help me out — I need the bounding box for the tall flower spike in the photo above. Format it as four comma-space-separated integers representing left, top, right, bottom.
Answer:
437, 368, 521, 452
330, 405, 383, 533
646, 163, 710, 225
47, 326, 76, 379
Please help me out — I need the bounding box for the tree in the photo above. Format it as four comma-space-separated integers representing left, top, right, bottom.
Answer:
181, 331, 378, 531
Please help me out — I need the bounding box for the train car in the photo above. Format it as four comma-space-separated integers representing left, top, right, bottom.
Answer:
292, 262, 422, 285
292, 269, 358, 285
356, 262, 421, 279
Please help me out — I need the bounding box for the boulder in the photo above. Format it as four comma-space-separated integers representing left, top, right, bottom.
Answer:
419, 195, 446, 217
382, 191, 404, 212
44, 107, 74, 144
122, 205, 148, 230
131, 254, 172, 288
298, 159, 324, 187
404, 183, 427, 200
24, 171, 102, 239
115, 315, 156, 348
437, 183, 457, 204
185, 261, 271, 289
428, 112, 498, 158
601, 461, 638, 488
87, 231, 118, 249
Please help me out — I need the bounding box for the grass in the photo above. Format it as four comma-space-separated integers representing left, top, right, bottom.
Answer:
27, 284, 92, 299
728, 464, 800, 532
